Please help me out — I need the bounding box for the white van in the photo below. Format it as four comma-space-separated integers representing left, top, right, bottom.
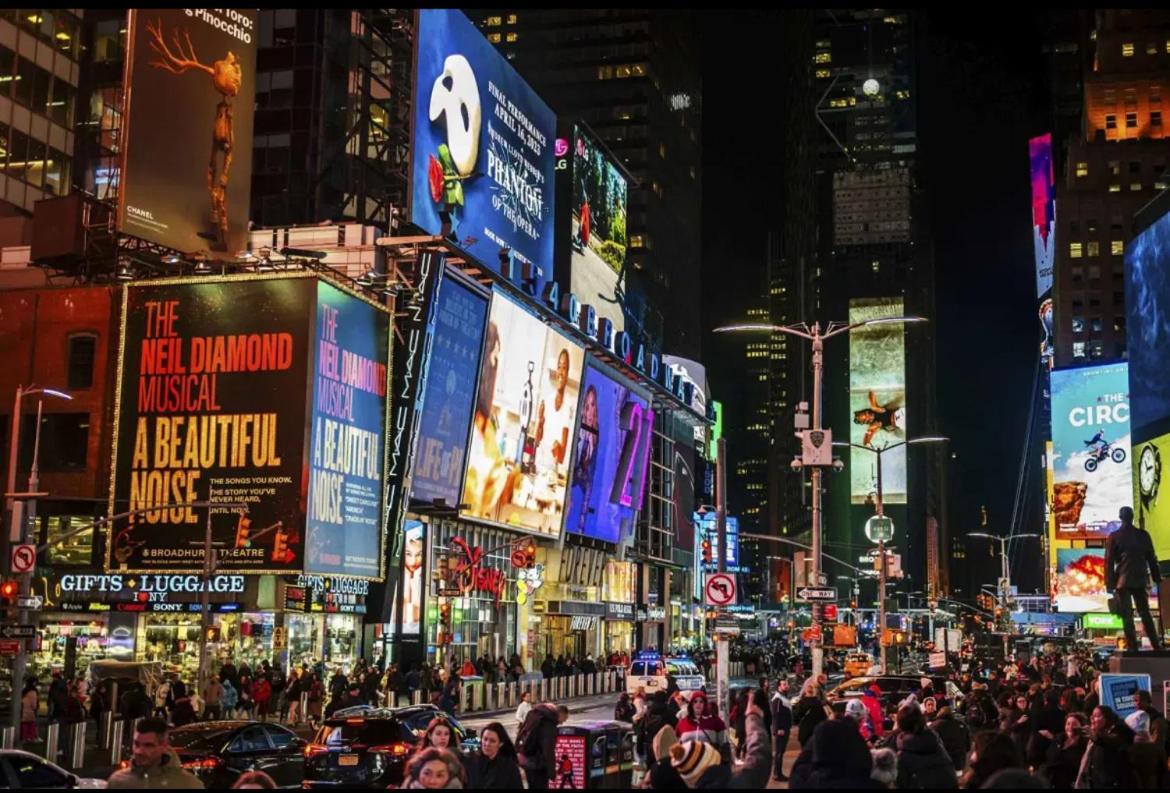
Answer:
626, 654, 706, 700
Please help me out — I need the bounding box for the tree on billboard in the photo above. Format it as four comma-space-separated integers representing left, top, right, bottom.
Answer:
573, 136, 627, 272
145, 19, 242, 248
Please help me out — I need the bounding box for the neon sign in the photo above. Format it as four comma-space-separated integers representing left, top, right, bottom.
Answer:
450, 537, 507, 604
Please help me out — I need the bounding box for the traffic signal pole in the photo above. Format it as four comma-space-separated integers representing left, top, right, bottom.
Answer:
715, 436, 730, 720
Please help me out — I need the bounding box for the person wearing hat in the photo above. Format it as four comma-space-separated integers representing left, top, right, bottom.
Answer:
1126, 708, 1168, 789
641, 725, 684, 790
670, 693, 772, 789
845, 698, 875, 741
788, 716, 884, 789
861, 683, 885, 740
669, 740, 722, 788
675, 691, 727, 748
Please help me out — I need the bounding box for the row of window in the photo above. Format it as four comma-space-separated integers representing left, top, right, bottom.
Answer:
1100, 86, 1162, 105
596, 62, 647, 80
1070, 340, 1116, 360
0, 120, 71, 194
0, 43, 75, 127
1068, 240, 1125, 257
1070, 316, 1125, 334
0, 9, 80, 60
1119, 40, 1170, 57
1103, 110, 1162, 129
484, 14, 519, 26
1077, 160, 1168, 178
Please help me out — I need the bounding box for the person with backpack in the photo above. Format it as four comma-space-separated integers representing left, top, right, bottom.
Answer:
516, 703, 569, 790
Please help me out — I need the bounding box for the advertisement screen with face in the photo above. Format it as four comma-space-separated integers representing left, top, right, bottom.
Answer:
849, 298, 907, 505
563, 364, 653, 544
389, 520, 426, 637
411, 10, 556, 289
461, 291, 584, 535
1054, 548, 1108, 613
120, 9, 257, 256
1050, 364, 1131, 541
569, 126, 628, 334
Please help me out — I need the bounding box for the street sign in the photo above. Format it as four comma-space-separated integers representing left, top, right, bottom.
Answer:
272, 626, 287, 651
10, 544, 35, 574
0, 640, 20, 655
929, 651, 946, 669
704, 573, 737, 607
0, 625, 35, 639
800, 428, 833, 466
796, 587, 837, 602
824, 603, 838, 621
802, 625, 822, 642
16, 595, 42, 610
864, 515, 895, 543
714, 614, 740, 634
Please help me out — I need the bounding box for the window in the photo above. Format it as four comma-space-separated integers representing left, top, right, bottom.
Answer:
45, 516, 93, 565
1087, 218, 1099, 233
1152, 111, 1163, 126
486, 16, 502, 26
1149, 42, 1159, 55
1073, 342, 1086, 358
1122, 42, 1135, 57
19, 413, 89, 471
8, 756, 68, 788
814, 51, 831, 64
1076, 162, 1089, 177
487, 33, 501, 43
1087, 241, 1100, 257
1106, 114, 1117, 130
263, 725, 297, 749
230, 727, 272, 753
815, 68, 831, 79
1131, 182, 1143, 191
1130, 161, 1142, 174
1114, 292, 1125, 305
1114, 317, 1126, 332
1126, 112, 1138, 128
1090, 341, 1104, 359
1091, 318, 1103, 332
1154, 86, 1163, 104
1109, 160, 1121, 175
507, 14, 517, 24
1069, 242, 1083, 258
67, 334, 96, 389
1109, 184, 1121, 193
1088, 265, 1101, 279
1112, 240, 1124, 255
505, 32, 517, 42
1072, 317, 1085, 333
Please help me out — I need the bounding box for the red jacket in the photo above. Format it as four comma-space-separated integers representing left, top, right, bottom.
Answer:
251, 679, 272, 705
862, 690, 884, 737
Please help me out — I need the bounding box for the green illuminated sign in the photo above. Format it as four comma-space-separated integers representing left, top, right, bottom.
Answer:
1083, 613, 1123, 630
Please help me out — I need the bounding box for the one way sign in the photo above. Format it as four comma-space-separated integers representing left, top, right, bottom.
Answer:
0, 625, 35, 639
796, 587, 837, 602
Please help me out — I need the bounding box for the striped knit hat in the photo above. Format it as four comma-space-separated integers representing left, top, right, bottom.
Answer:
669, 739, 721, 787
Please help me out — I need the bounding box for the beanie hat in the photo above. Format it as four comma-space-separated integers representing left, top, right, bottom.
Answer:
1125, 709, 1151, 737
845, 698, 869, 721
652, 724, 679, 765
669, 739, 721, 787
871, 747, 898, 786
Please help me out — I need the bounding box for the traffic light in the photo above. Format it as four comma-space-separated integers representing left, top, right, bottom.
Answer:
271, 528, 293, 564
701, 539, 712, 565
0, 580, 17, 604
234, 515, 252, 549
438, 600, 453, 644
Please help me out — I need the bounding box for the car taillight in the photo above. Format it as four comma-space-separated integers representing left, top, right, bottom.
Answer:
369, 742, 411, 757
181, 757, 223, 771
304, 743, 330, 759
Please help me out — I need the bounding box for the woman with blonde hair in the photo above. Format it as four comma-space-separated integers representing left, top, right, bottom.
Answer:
792, 678, 830, 749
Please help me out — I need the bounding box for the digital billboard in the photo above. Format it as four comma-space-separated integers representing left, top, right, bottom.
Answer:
1029, 133, 1056, 300
304, 281, 391, 578
1054, 548, 1108, 613
696, 512, 741, 572
411, 9, 556, 286
109, 277, 315, 573
119, 9, 257, 256
409, 274, 489, 508
563, 363, 653, 544
461, 291, 585, 535
1126, 210, 1170, 443
570, 126, 628, 334
849, 298, 907, 505
1134, 434, 1170, 560
1050, 363, 1131, 540
389, 520, 426, 637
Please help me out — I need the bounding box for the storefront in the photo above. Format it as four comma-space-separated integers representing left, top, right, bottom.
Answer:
602, 561, 636, 658
280, 576, 368, 674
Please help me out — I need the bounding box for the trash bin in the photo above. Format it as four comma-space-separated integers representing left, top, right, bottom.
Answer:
551, 720, 634, 789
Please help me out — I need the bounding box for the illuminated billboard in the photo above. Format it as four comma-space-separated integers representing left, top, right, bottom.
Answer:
570, 126, 628, 334
389, 520, 426, 637
695, 512, 741, 572
119, 9, 257, 256
563, 363, 654, 544
1054, 548, 1108, 613
109, 275, 390, 578
461, 291, 585, 535
1050, 363, 1131, 540
1029, 133, 1056, 300
849, 298, 907, 505
1133, 434, 1170, 560
411, 9, 556, 287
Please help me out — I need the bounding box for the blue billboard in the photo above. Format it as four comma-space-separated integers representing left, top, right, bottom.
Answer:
1126, 210, 1170, 443
696, 512, 742, 572
305, 281, 390, 578
409, 274, 488, 507
1050, 363, 1131, 539
412, 9, 556, 287
564, 364, 654, 544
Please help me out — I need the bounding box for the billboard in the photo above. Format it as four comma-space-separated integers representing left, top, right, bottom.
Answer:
563, 363, 654, 544
1126, 210, 1170, 444
696, 512, 741, 572
389, 520, 426, 637
849, 298, 907, 505
119, 9, 257, 255
409, 273, 489, 508
1054, 548, 1108, 613
304, 281, 392, 578
411, 9, 556, 285
461, 291, 585, 535
570, 126, 629, 334
109, 277, 314, 573
1050, 364, 1131, 540
1133, 433, 1170, 560
1029, 133, 1057, 300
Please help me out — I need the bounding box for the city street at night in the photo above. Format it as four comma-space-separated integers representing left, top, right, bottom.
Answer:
1, 6, 1170, 790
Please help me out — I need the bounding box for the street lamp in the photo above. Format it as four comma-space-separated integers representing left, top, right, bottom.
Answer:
967, 531, 1041, 609
832, 435, 948, 673
716, 316, 925, 678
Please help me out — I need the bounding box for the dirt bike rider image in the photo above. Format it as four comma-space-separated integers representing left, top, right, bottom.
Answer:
1082, 428, 1126, 471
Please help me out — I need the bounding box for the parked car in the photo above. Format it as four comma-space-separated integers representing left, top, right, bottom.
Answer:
0, 749, 106, 788
168, 720, 305, 788
303, 704, 478, 789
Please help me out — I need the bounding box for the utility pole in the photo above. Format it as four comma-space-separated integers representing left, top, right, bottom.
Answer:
808, 324, 825, 679
876, 450, 888, 675
715, 436, 730, 720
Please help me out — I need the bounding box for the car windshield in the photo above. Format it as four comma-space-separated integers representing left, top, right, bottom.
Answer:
317, 720, 407, 748
169, 728, 234, 751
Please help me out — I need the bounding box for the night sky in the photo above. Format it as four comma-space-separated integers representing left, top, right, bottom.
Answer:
701, 11, 1052, 593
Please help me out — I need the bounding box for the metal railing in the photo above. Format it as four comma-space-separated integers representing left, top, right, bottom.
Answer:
454, 669, 625, 715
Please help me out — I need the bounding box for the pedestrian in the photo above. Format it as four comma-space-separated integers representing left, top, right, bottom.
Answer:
925, 696, 971, 773
769, 677, 794, 782
221, 677, 238, 719
516, 703, 569, 789
410, 713, 472, 781
860, 683, 886, 741
1075, 705, 1138, 788
1105, 505, 1164, 651
403, 746, 467, 789
19, 678, 38, 743
635, 692, 676, 767
793, 678, 829, 748
91, 681, 109, 729
438, 672, 460, 716
892, 702, 957, 788
171, 694, 197, 728
669, 690, 771, 788
153, 676, 172, 719
639, 724, 683, 789
106, 716, 204, 789
870, 746, 897, 788
201, 675, 223, 721
306, 673, 324, 726
788, 717, 882, 789
1040, 712, 1088, 789
959, 730, 1022, 789
284, 670, 301, 725
1133, 688, 1170, 752
515, 690, 532, 730
1124, 709, 1166, 789
470, 721, 523, 789
230, 770, 276, 788
675, 691, 727, 750
615, 692, 636, 722
251, 675, 272, 722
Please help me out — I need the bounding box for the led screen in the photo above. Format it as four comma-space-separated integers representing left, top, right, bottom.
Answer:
1133, 433, 1170, 560
1050, 363, 1131, 540
1029, 133, 1056, 300
570, 126, 628, 334
849, 298, 907, 505
563, 363, 653, 544
1054, 548, 1108, 613
1126, 210, 1170, 444
411, 10, 556, 289
461, 291, 585, 535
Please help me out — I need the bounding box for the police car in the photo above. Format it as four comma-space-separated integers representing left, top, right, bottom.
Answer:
627, 652, 706, 700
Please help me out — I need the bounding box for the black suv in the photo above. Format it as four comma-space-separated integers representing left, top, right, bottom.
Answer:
302, 705, 478, 788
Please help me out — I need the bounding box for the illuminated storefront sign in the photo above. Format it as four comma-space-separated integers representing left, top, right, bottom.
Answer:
59, 574, 245, 594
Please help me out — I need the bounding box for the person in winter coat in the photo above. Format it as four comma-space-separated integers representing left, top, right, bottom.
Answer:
201, 676, 224, 721
675, 691, 727, 748
960, 730, 1023, 790
1123, 709, 1167, 789
635, 692, 676, 766
306, 673, 324, 725
924, 698, 971, 772
20, 681, 38, 742
403, 747, 466, 790
170, 696, 197, 727
514, 691, 532, 731
860, 683, 886, 740
793, 679, 830, 748
961, 683, 998, 733
641, 724, 684, 790
892, 702, 958, 789
614, 692, 636, 722
106, 717, 204, 789
153, 678, 172, 719
1040, 712, 1088, 789
220, 679, 238, 718
1075, 705, 1138, 789
468, 722, 523, 790
788, 716, 884, 789
1025, 687, 1066, 767
251, 677, 272, 722
770, 678, 794, 781
516, 703, 568, 789
669, 691, 771, 789
1134, 689, 1170, 753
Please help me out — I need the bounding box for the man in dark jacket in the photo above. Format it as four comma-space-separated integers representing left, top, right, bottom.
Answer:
770, 679, 793, 782
517, 702, 568, 790
788, 717, 883, 789
894, 703, 958, 789
636, 692, 677, 764
925, 700, 971, 772
1105, 505, 1163, 651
